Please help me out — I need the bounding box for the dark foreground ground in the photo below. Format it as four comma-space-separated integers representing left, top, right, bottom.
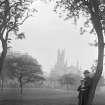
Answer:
0, 88, 105, 105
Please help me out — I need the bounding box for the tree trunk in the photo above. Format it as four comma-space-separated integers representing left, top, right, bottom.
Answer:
0, 51, 6, 75
0, 50, 7, 91
87, 40, 104, 105
86, 2, 104, 105
20, 82, 23, 95
1, 76, 4, 91
19, 76, 23, 95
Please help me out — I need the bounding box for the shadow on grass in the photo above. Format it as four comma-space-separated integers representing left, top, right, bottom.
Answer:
0, 88, 77, 105
0, 88, 105, 105
0, 96, 105, 105
0, 98, 76, 105
1, 99, 105, 105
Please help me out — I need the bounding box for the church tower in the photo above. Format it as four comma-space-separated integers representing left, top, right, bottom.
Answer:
56, 49, 66, 66
50, 49, 67, 78
50, 49, 81, 79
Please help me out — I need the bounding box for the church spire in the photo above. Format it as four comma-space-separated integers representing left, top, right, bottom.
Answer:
57, 49, 66, 66
76, 60, 79, 69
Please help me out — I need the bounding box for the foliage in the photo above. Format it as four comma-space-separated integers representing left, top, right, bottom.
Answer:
58, 73, 79, 86
4, 53, 45, 85
0, 0, 36, 77
0, 0, 35, 47
54, 0, 105, 105
55, 0, 105, 44
90, 60, 98, 72
90, 60, 105, 87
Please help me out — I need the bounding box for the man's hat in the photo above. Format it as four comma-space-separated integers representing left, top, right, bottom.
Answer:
83, 70, 90, 74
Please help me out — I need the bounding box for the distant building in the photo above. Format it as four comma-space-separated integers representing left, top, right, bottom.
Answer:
50, 49, 81, 79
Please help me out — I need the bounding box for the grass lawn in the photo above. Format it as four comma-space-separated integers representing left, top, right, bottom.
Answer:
0, 88, 105, 105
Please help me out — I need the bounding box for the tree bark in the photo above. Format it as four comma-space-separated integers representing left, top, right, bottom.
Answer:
87, 35, 104, 105
0, 42, 7, 91
1, 75, 4, 91
19, 76, 23, 95
20, 82, 23, 95
0, 51, 7, 75
86, 1, 104, 105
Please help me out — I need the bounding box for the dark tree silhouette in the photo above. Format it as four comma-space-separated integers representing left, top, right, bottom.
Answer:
5, 53, 45, 95
55, 0, 105, 105
58, 74, 76, 89
0, 0, 35, 87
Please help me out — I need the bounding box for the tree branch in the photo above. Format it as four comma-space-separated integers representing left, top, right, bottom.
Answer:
17, 12, 31, 26
0, 1, 6, 7
5, 15, 17, 42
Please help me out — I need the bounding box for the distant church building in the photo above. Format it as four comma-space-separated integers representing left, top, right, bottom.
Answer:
50, 49, 81, 79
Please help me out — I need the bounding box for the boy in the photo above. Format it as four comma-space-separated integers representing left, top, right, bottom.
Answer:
77, 79, 85, 105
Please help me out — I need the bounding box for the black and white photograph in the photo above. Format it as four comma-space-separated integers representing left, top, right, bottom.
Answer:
0, 0, 105, 105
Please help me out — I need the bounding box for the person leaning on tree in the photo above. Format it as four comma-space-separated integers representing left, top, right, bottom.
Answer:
77, 70, 93, 105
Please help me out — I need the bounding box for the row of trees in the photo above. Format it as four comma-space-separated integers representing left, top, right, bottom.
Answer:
58, 73, 81, 89
58, 72, 105, 90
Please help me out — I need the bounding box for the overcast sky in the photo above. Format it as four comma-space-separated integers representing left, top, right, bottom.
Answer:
12, 1, 98, 74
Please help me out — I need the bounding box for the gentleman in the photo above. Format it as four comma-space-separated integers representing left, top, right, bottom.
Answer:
77, 70, 93, 105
